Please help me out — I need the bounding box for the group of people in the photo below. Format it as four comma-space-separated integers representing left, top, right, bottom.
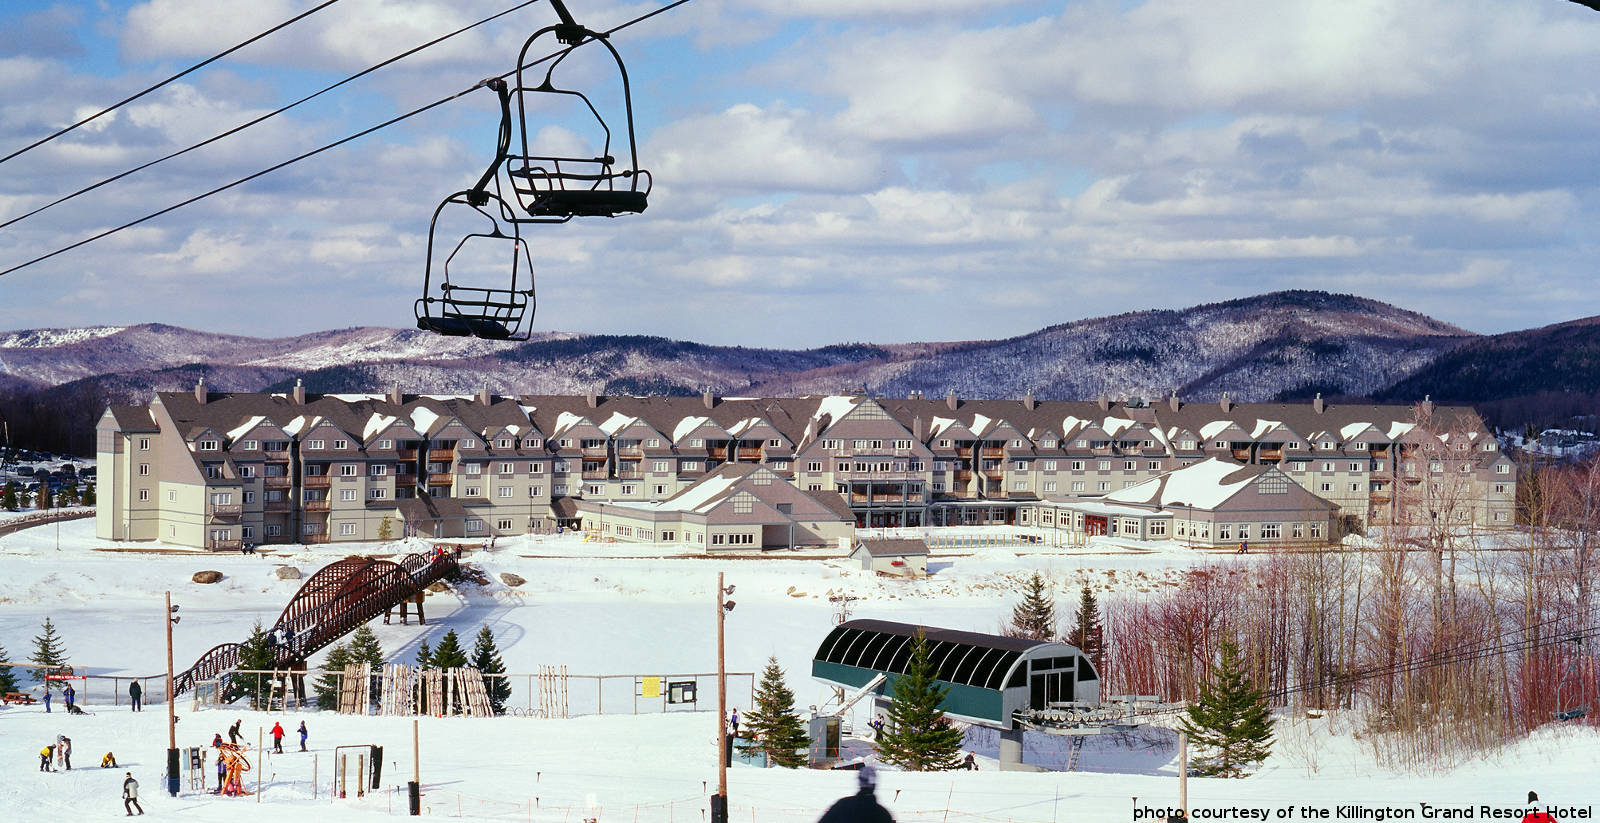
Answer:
38, 734, 71, 771
40, 682, 79, 714
216, 718, 306, 754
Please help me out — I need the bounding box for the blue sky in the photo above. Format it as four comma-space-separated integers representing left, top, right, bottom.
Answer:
2, 0, 1599, 347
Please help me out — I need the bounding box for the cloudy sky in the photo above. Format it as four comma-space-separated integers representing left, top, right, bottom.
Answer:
1, 0, 1598, 347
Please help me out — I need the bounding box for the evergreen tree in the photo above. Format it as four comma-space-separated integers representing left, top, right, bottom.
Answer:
471, 625, 511, 715
56, 488, 72, 508
347, 624, 385, 709
1180, 638, 1275, 777
313, 642, 352, 710
415, 640, 432, 669
80, 483, 96, 506
29, 617, 68, 689
2, 482, 18, 511
1007, 571, 1057, 641
876, 633, 965, 771
1066, 586, 1104, 674
428, 630, 469, 714
377, 516, 394, 542
0, 641, 18, 694
234, 622, 276, 709
742, 656, 810, 768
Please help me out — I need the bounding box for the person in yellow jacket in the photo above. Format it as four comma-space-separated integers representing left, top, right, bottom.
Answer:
101, 752, 117, 768
39, 744, 54, 772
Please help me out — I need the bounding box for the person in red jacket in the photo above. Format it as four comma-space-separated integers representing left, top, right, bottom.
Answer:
1523, 791, 1555, 823
270, 722, 285, 754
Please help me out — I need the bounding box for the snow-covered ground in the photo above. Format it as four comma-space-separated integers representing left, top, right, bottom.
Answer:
0, 520, 1593, 821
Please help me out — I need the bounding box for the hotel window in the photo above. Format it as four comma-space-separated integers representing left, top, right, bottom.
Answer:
1042, 440, 1057, 448
621, 485, 636, 495
1097, 481, 1110, 491
807, 461, 823, 472
198, 439, 219, 451
1352, 441, 1367, 450
1180, 440, 1195, 450
1076, 439, 1087, 447
370, 464, 387, 476
931, 482, 945, 492
938, 439, 952, 448
339, 523, 357, 536
1494, 483, 1508, 494
138, 437, 150, 451
308, 439, 325, 450
241, 526, 254, 540
340, 464, 358, 476
1014, 461, 1027, 471
334, 439, 349, 450
1043, 481, 1057, 492
1072, 481, 1084, 491
809, 484, 824, 492
1260, 524, 1281, 539
646, 438, 660, 447
530, 486, 543, 496
1124, 461, 1136, 471
1214, 441, 1226, 448
1495, 464, 1510, 474
1013, 480, 1027, 490
1350, 483, 1362, 492
733, 496, 753, 514
1148, 521, 1167, 537
205, 465, 223, 479
465, 486, 481, 497
654, 485, 667, 495
1123, 481, 1136, 488
1430, 462, 1443, 473
1148, 461, 1161, 470
1319, 441, 1333, 450
559, 438, 573, 448
1292, 523, 1305, 539
1218, 524, 1233, 541
682, 461, 699, 471
525, 438, 541, 448
239, 465, 256, 478
1258, 477, 1288, 494
466, 463, 483, 476
1042, 460, 1057, 471
464, 439, 478, 448
266, 524, 282, 537
690, 438, 704, 447
1238, 524, 1250, 540
1310, 523, 1323, 538
497, 486, 513, 498
241, 440, 259, 451
1494, 512, 1508, 522
370, 488, 387, 500
1320, 482, 1332, 492
466, 519, 484, 533
1322, 462, 1334, 472
712, 534, 725, 546
775, 438, 790, 448
138, 489, 149, 501
497, 519, 514, 531
1071, 461, 1084, 471
497, 438, 512, 449
500, 462, 515, 474
1350, 462, 1363, 472
1098, 461, 1111, 471
586, 485, 602, 495
1011, 439, 1024, 448
378, 439, 392, 449
340, 489, 357, 501
654, 461, 671, 473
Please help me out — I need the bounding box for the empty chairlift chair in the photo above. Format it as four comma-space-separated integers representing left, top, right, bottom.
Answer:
501, 12, 650, 221
414, 189, 536, 341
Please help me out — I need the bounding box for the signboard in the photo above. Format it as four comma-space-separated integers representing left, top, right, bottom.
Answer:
640, 677, 662, 699
44, 674, 86, 681
667, 680, 697, 705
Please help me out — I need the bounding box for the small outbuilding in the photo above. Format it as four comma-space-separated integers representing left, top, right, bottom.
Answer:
849, 538, 930, 577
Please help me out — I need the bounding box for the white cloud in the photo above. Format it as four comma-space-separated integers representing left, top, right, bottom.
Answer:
649, 103, 886, 193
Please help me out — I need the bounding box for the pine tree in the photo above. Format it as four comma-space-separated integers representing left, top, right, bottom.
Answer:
377, 516, 394, 542
876, 633, 965, 771
1180, 638, 1275, 778
80, 483, 96, 506
1066, 586, 1104, 674
29, 617, 68, 689
314, 642, 353, 710
415, 640, 432, 669
234, 622, 276, 709
347, 624, 385, 710
2, 482, 18, 511
471, 625, 511, 715
1008, 571, 1057, 640
429, 630, 468, 669
0, 641, 18, 694
742, 656, 810, 767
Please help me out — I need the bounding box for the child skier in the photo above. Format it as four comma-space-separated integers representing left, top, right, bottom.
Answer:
270, 721, 285, 754
39, 744, 54, 772
297, 721, 308, 752
123, 772, 144, 815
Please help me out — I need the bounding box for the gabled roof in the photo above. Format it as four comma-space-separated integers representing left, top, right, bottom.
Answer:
1104, 458, 1268, 510
854, 538, 930, 557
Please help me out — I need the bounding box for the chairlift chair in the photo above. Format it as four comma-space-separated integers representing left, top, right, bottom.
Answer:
498, 15, 651, 221
414, 190, 536, 341
1554, 636, 1589, 721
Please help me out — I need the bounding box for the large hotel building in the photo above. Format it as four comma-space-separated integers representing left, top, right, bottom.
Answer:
96, 383, 1516, 551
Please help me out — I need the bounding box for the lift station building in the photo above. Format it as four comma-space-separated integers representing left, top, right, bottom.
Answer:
812, 619, 1101, 770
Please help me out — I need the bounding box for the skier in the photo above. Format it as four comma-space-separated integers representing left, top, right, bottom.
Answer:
1523, 791, 1556, 823
228, 718, 243, 745
214, 752, 226, 794
817, 764, 894, 823
961, 752, 977, 771
39, 744, 53, 772
212, 733, 223, 748
57, 735, 72, 770
297, 721, 308, 752
729, 708, 740, 737
123, 772, 144, 815
283, 626, 295, 654
869, 714, 885, 740
271, 721, 285, 754
128, 681, 142, 712
101, 752, 117, 768
42, 690, 51, 713
63, 683, 75, 710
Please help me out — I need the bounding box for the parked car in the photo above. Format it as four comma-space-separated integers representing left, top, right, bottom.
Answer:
16, 466, 35, 476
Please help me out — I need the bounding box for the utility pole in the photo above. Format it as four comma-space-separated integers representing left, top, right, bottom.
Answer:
164, 591, 179, 797
1178, 730, 1188, 814
712, 573, 734, 823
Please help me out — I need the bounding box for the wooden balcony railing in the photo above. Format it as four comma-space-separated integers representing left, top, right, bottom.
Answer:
263, 476, 291, 488
208, 538, 243, 552
206, 503, 243, 520
303, 499, 331, 512
264, 500, 291, 513
302, 475, 331, 488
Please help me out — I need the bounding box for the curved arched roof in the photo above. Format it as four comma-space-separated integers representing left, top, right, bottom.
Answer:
814, 619, 1074, 692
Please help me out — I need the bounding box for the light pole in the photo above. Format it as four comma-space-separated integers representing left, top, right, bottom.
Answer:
164, 591, 181, 796
713, 573, 735, 823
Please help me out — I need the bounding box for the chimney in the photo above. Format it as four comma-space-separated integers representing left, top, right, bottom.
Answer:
703, 389, 716, 410
293, 378, 305, 405
1421, 394, 1434, 415
1097, 395, 1110, 412
586, 392, 598, 409
1168, 392, 1180, 413
946, 390, 959, 411
1313, 392, 1324, 414
1023, 391, 1036, 411
478, 381, 492, 407
195, 377, 207, 405
1220, 392, 1231, 413
388, 382, 403, 405
913, 416, 925, 442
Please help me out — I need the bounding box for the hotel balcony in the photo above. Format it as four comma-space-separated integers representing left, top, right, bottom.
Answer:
304, 499, 331, 512
581, 446, 608, 459
264, 499, 292, 513
1231, 448, 1252, 462
397, 449, 419, 461
394, 475, 416, 485
207, 538, 243, 552
263, 476, 291, 488
302, 475, 331, 488
1259, 448, 1284, 462
206, 503, 243, 521
581, 470, 609, 481
736, 447, 763, 461
428, 475, 453, 485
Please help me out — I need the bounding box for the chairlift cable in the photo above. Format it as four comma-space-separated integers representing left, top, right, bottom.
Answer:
0, 0, 545, 232
0, 0, 697, 279
0, 0, 349, 167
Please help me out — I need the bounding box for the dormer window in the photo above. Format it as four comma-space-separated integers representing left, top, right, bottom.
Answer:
1214, 441, 1226, 448
770, 439, 784, 448
1075, 439, 1087, 448
1011, 439, 1025, 448
334, 439, 349, 450
1180, 440, 1196, 450
1142, 440, 1155, 448
464, 439, 478, 448
198, 439, 219, 451
1042, 440, 1056, 448
646, 438, 660, 447
690, 438, 704, 447
938, 439, 952, 448
378, 439, 393, 450
559, 438, 573, 448
497, 438, 512, 449
1319, 442, 1333, 450
308, 439, 325, 450
241, 440, 258, 451
1352, 442, 1368, 451
524, 438, 542, 448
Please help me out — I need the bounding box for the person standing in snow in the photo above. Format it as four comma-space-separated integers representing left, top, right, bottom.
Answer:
123, 772, 144, 815
270, 721, 285, 754
58, 735, 72, 770
42, 690, 51, 713
817, 764, 894, 823
228, 718, 243, 745
63, 683, 75, 710
39, 744, 54, 772
1523, 791, 1556, 823
128, 681, 142, 712
297, 721, 308, 752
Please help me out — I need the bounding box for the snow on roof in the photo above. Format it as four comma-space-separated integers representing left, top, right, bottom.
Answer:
599, 412, 638, 436
1199, 420, 1235, 440
283, 415, 311, 436
554, 411, 588, 436
421, 395, 475, 401
363, 413, 397, 442
1251, 419, 1282, 439
226, 415, 267, 442
658, 472, 745, 513
1105, 458, 1259, 510
327, 393, 382, 402
811, 396, 860, 431
1152, 427, 1171, 446
970, 414, 992, 435
409, 407, 441, 434
1102, 417, 1135, 437
1061, 415, 1087, 436
728, 417, 765, 436
1340, 422, 1374, 440
519, 404, 538, 421
674, 416, 710, 442
929, 417, 958, 438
